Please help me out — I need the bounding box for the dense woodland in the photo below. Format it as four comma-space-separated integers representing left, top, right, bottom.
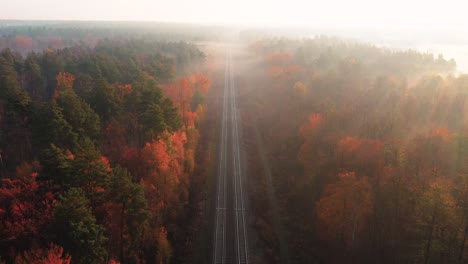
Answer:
0, 25, 213, 263
1, 22, 468, 264
0, 21, 221, 55
242, 37, 467, 264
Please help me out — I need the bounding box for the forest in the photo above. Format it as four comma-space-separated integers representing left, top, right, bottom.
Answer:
0, 21, 467, 264
0, 24, 215, 263
241, 37, 467, 264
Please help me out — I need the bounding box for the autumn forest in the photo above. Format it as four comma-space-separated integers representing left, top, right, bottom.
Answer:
0, 21, 467, 264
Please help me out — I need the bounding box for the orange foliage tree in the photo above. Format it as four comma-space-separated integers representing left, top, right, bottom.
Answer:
140, 132, 188, 222
336, 136, 383, 176
0, 161, 54, 251
17, 243, 71, 264
163, 73, 211, 128
13, 36, 33, 54
316, 172, 374, 250
55, 72, 75, 93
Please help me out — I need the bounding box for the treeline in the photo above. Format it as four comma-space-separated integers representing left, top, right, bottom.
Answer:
0, 37, 211, 263
0, 21, 222, 55
243, 37, 467, 264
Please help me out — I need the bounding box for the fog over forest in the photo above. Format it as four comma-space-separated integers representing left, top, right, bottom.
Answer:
0, 2, 467, 264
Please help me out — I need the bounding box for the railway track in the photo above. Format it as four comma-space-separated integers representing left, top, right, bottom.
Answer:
213, 46, 249, 264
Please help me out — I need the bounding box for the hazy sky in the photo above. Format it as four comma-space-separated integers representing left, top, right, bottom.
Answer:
1, 0, 467, 31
